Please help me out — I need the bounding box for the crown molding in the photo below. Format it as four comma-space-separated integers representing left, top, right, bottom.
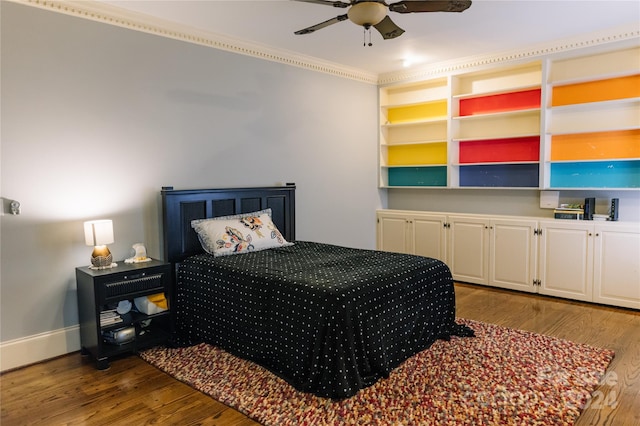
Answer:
11, 0, 640, 87
12, 0, 379, 84
378, 24, 640, 86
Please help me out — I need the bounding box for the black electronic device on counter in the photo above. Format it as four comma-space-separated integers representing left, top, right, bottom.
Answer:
610, 198, 619, 221
583, 197, 595, 220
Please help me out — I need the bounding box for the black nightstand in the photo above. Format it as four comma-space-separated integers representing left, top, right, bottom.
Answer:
76, 259, 172, 370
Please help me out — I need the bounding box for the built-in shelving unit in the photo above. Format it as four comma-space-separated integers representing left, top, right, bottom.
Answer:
450, 62, 542, 188
379, 77, 449, 187
544, 46, 640, 189
379, 44, 640, 191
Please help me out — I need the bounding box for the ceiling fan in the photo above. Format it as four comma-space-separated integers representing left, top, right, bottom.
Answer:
293, 0, 472, 41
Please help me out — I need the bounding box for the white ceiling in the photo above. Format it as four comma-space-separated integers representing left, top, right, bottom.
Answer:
100, 0, 639, 76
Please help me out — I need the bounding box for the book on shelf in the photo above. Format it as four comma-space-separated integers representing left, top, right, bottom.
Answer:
100, 317, 123, 326
100, 309, 123, 326
558, 203, 583, 209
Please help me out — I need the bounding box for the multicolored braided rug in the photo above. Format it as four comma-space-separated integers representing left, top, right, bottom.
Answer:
140, 319, 614, 425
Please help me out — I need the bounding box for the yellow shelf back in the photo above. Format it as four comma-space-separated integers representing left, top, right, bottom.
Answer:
387, 100, 447, 124
552, 74, 640, 106
388, 143, 447, 165
551, 129, 640, 161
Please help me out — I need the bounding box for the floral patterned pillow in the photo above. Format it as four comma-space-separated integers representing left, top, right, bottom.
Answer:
191, 208, 292, 257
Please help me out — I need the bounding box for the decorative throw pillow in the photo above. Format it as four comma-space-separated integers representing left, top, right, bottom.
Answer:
191, 208, 292, 257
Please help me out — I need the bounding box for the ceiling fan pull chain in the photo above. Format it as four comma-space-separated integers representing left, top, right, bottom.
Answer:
362, 26, 373, 47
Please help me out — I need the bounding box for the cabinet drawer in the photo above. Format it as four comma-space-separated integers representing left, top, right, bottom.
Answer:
102, 273, 165, 299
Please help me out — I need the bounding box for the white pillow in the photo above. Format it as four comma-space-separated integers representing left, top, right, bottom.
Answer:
191, 208, 292, 257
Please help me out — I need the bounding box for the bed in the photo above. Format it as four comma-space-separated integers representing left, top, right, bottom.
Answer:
161, 184, 473, 399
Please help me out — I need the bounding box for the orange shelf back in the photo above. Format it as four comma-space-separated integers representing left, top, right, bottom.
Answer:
551, 129, 640, 161
552, 74, 640, 106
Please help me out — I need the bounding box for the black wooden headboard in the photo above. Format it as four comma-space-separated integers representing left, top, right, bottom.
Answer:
161, 184, 296, 265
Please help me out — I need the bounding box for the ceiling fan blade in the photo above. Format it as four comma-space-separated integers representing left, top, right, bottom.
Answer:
374, 15, 405, 40
389, 0, 472, 13
294, 14, 349, 35
291, 0, 351, 8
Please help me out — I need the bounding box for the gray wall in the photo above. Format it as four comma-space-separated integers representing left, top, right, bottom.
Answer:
0, 2, 383, 342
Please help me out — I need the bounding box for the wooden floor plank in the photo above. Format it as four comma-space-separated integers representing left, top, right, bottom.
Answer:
2, 283, 638, 425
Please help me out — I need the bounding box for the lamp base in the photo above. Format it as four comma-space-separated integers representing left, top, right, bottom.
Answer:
89, 264, 117, 270
90, 248, 115, 269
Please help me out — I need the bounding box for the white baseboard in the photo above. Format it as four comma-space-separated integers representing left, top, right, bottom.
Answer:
0, 326, 81, 372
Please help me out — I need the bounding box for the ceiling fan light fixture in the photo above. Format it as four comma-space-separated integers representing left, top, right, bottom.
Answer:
347, 2, 387, 27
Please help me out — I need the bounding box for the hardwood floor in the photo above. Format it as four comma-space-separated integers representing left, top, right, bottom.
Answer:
2, 283, 639, 425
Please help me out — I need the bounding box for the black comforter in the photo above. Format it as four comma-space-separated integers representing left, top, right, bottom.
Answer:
172, 241, 472, 399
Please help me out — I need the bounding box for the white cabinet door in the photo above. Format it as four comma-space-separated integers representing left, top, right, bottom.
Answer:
448, 216, 490, 285
490, 218, 538, 292
413, 214, 448, 262
539, 221, 593, 302
593, 223, 640, 309
377, 212, 410, 254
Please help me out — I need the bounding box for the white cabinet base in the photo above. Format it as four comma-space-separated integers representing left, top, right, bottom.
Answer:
377, 209, 640, 310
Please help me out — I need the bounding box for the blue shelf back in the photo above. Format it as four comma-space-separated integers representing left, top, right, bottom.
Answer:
550, 160, 640, 188
459, 164, 539, 187
388, 166, 447, 187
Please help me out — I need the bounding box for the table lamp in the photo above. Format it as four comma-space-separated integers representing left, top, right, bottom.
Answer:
84, 219, 115, 269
